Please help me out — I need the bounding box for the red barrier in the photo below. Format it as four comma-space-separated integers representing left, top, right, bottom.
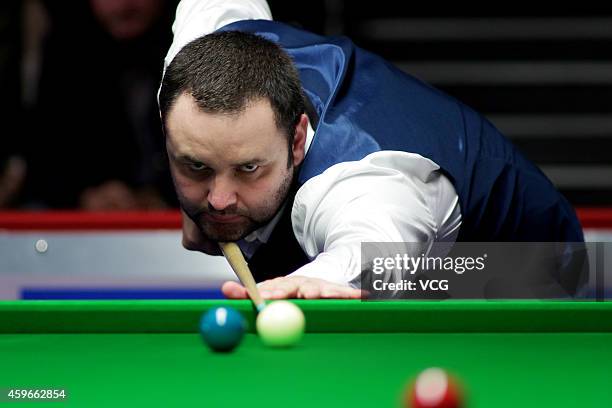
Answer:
0, 211, 182, 230
575, 208, 612, 229
0, 208, 610, 230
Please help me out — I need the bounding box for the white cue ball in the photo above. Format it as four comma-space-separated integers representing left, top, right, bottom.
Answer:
256, 301, 305, 347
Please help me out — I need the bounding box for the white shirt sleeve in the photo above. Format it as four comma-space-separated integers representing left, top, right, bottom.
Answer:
289, 151, 462, 287
163, 0, 272, 73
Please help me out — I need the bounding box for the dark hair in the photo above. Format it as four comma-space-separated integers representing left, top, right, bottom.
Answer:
159, 31, 305, 154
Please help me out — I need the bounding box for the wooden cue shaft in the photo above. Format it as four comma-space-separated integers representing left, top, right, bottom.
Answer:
219, 242, 266, 311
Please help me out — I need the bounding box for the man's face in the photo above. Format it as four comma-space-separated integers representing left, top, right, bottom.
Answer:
89, 0, 162, 40
165, 93, 305, 242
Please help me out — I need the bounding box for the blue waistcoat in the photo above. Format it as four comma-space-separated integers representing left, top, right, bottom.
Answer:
222, 20, 583, 243
218, 21, 586, 291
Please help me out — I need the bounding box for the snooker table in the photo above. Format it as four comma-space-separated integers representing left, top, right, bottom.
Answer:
1, 300, 612, 407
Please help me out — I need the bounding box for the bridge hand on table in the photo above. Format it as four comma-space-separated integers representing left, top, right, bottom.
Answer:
222, 276, 363, 300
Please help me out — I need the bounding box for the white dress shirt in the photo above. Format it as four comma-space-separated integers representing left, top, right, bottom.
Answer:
164, 0, 463, 288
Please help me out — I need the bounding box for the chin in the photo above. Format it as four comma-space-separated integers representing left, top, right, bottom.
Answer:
201, 222, 254, 242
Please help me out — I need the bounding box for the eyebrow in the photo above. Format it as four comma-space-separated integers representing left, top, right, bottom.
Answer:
235, 159, 267, 166
176, 154, 204, 164
176, 154, 267, 167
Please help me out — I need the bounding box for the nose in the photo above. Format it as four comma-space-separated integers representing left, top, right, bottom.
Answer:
207, 175, 238, 211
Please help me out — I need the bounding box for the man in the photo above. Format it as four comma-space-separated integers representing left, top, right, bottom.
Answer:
25, 0, 176, 210
158, 0, 584, 300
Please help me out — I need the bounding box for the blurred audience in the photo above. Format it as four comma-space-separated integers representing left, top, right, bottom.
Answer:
0, 2, 27, 208
16, 0, 178, 210
0, 157, 27, 208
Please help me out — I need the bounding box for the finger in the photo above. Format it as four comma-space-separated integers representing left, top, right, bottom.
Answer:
320, 284, 363, 299
221, 281, 248, 299
260, 286, 294, 300
342, 287, 364, 299
259, 278, 302, 299
297, 281, 321, 299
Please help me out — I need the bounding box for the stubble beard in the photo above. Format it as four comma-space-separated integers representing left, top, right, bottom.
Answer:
186, 166, 295, 242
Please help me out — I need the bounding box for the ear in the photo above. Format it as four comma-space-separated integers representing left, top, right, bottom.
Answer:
291, 114, 308, 167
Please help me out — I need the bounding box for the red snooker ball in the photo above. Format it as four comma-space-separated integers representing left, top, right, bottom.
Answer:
407, 368, 463, 408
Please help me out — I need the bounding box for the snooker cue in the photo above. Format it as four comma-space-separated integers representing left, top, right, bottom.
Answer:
219, 242, 266, 312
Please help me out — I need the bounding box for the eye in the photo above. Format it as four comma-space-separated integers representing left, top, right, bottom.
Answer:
239, 164, 259, 173
188, 162, 207, 172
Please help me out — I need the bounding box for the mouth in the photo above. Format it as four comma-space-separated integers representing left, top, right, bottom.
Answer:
201, 213, 244, 224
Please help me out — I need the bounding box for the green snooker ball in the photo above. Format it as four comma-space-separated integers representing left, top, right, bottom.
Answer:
256, 301, 305, 347
199, 307, 246, 352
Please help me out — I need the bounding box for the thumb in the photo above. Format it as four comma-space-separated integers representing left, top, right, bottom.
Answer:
221, 281, 249, 299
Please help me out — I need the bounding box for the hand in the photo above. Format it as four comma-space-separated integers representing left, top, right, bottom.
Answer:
79, 181, 169, 211
222, 276, 364, 300
79, 180, 139, 210
180, 210, 222, 255
0, 156, 27, 208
